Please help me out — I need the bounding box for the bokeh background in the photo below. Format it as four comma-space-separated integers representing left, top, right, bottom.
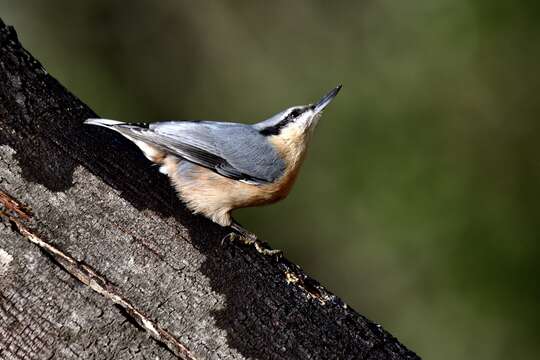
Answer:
2, 1, 539, 359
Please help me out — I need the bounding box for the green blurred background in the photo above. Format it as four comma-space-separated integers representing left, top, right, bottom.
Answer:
2, 1, 539, 358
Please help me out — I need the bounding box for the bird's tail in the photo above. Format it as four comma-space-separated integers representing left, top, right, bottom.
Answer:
84, 118, 164, 163
84, 118, 126, 128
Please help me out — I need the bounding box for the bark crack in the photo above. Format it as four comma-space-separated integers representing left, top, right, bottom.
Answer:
0, 190, 196, 360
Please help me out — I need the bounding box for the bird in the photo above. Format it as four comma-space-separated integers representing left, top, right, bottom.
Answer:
84, 85, 341, 255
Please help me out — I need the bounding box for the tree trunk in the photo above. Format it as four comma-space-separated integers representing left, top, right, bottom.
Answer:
0, 19, 420, 360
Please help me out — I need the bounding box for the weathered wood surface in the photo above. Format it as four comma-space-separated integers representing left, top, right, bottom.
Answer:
0, 19, 420, 360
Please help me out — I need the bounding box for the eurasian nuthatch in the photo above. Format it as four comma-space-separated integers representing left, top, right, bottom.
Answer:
85, 85, 341, 254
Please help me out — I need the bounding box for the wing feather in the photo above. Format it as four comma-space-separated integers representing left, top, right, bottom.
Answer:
115, 121, 285, 184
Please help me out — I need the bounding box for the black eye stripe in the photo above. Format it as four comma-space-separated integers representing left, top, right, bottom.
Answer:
259, 118, 290, 136
289, 108, 303, 118
259, 107, 305, 136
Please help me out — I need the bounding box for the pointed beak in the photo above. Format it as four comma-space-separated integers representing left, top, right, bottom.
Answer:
313, 84, 342, 113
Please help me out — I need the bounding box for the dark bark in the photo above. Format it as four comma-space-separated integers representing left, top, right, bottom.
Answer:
0, 19, 420, 360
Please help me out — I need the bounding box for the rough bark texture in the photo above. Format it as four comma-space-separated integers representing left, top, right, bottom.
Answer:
0, 19, 420, 360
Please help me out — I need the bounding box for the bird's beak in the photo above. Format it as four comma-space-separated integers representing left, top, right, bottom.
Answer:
313, 84, 342, 113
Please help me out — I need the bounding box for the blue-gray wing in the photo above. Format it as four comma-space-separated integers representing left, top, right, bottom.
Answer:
128, 121, 285, 184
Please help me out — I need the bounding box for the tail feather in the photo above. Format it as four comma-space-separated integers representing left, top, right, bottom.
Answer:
84, 118, 125, 127
85, 118, 165, 163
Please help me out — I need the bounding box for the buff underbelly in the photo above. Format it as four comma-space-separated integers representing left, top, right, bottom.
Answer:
162, 157, 298, 227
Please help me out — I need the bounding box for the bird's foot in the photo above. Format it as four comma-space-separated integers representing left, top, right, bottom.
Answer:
221, 232, 237, 246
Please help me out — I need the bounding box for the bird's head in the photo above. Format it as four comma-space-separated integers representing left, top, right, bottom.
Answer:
255, 85, 342, 137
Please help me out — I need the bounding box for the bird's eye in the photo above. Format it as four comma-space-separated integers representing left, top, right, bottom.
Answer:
289, 108, 303, 118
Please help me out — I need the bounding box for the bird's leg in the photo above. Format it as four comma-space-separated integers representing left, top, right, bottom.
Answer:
229, 221, 282, 257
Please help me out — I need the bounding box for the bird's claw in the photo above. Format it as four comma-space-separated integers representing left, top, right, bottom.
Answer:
221, 232, 237, 246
